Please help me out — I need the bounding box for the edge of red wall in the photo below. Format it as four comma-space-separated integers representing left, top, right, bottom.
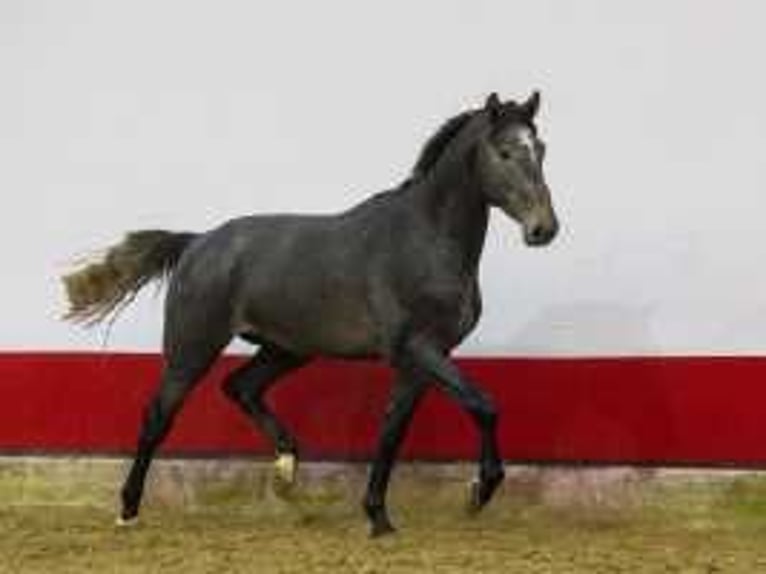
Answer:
2, 352, 766, 465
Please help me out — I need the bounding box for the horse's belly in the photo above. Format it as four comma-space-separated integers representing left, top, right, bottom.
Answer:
239, 299, 380, 358
297, 311, 379, 356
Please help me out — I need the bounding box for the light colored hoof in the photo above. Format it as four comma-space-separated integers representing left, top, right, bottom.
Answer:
115, 515, 139, 528
273, 453, 297, 486
466, 479, 481, 515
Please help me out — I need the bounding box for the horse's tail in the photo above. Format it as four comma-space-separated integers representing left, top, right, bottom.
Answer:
62, 230, 197, 326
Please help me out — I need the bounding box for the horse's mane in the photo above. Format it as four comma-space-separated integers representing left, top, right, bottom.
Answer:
408, 100, 539, 183
410, 110, 476, 179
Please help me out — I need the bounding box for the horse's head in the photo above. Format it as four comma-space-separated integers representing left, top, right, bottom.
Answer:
475, 92, 559, 247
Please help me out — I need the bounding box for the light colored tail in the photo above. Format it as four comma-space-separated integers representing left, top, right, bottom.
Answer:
62, 230, 196, 325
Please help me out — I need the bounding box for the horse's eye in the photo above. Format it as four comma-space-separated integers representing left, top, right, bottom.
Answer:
498, 149, 511, 160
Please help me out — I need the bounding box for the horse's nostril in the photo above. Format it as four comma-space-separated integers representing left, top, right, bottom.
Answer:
525, 221, 556, 246
530, 225, 545, 241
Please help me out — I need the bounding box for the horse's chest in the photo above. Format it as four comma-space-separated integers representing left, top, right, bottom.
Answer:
411, 278, 481, 346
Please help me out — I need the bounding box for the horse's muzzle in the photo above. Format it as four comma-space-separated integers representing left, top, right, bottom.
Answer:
523, 217, 559, 247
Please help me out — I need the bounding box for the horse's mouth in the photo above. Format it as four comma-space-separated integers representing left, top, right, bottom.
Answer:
523, 221, 558, 247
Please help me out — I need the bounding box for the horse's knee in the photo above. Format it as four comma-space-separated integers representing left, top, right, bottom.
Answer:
483, 402, 498, 427
467, 394, 497, 428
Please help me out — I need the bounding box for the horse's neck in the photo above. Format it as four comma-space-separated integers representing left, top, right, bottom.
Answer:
407, 161, 490, 275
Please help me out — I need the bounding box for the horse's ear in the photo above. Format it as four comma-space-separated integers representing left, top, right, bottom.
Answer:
519, 90, 541, 121
484, 92, 502, 121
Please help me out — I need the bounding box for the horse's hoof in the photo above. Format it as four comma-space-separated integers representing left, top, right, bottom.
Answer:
273, 453, 297, 489
272, 453, 298, 500
369, 520, 397, 538
115, 515, 139, 528
466, 472, 504, 515
466, 479, 482, 515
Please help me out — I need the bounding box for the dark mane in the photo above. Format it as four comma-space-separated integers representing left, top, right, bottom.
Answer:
411, 110, 476, 179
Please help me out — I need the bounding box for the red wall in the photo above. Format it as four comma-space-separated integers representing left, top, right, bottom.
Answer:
3, 353, 766, 464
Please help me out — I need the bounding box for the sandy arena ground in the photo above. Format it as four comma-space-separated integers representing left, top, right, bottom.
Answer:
2, 461, 766, 573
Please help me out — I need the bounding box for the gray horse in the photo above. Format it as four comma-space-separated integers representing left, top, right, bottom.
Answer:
63, 92, 559, 536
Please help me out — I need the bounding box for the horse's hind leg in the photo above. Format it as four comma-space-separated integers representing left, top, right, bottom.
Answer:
118, 340, 227, 525
222, 344, 308, 485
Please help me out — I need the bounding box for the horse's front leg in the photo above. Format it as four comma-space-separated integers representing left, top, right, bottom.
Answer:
363, 372, 427, 537
403, 338, 504, 513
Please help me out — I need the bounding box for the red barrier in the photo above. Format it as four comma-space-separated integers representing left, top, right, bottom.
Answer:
2, 353, 766, 464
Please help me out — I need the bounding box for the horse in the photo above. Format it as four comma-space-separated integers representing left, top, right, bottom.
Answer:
62, 91, 559, 537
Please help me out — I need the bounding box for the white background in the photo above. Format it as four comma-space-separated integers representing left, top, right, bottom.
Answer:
2, 1, 765, 356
